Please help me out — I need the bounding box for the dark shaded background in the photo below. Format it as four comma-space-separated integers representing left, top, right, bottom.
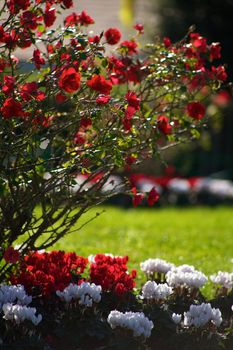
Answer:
151, 0, 233, 179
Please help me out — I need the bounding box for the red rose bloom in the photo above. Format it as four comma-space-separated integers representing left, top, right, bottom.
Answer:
147, 187, 159, 206
44, 6, 56, 27
96, 95, 111, 104
7, 0, 30, 14
134, 23, 144, 34
59, 67, 81, 93
163, 37, 171, 48
87, 75, 112, 95
62, 0, 73, 8
157, 115, 172, 135
187, 102, 206, 120
78, 11, 94, 26
104, 28, 121, 45
210, 43, 221, 61
33, 49, 45, 70
125, 91, 140, 110
132, 187, 144, 207
1, 98, 23, 119
120, 40, 138, 55
3, 247, 20, 264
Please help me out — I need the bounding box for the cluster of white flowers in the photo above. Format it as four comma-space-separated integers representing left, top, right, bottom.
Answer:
142, 281, 173, 301
210, 271, 233, 289
0, 285, 32, 308
140, 258, 174, 275
3, 303, 42, 325
166, 264, 208, 289
107, 310, 154, 338
56, 282, 102, 306
184, 303, 222, 328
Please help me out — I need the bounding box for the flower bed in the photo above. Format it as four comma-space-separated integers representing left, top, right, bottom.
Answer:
1, 251, 233, 349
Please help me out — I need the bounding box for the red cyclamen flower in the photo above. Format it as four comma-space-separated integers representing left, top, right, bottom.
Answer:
104, 28, 121, 45
186, 102, 206, 120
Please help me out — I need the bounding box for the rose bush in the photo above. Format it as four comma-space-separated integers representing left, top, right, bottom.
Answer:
0, 0, 230, 347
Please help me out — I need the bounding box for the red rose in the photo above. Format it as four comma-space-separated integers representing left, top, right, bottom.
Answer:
132, 187, 144, 207
58, 67, 81, 93
78, 11, 94, 26
1, 98, 23, 119
87, 75, 112, 95
7, 0, 30, 14
134, 23, 144, 34
33, 49, 45, 70
55, 92, 67, 103
96, 95, 111, 104
186, 102, 206, 120
147, 187, 159, 206
163, 37, 171, 48
120, 40, 138, 55
125, 91, 140, 110
104, 28, 121, 45
157, 115, 172, 135
3, 247, 20, 264
211, 65, 227, 81
210, 43, 221, 61
2, 75, 15, 95
44, 6, 56, 27
65, 12, 79, 26
62, 0, 73, 8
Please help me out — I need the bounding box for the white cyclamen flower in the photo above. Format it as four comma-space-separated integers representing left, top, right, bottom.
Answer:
166, 264, 208, 289
3, 303, 42, 325
172, 313, 182, 324
0, 285, 32, 308
56, 282, 102, 306
210, 271, 233, 289
107, 310, 154, 338
140, 258, 174, 275
184, 303, 222, 328
142, 281, 173, 301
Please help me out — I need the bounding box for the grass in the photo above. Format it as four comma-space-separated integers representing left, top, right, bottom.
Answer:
52, 205, 233, 297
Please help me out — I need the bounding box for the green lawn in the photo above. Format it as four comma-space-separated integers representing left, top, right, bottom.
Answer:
52, 205, 233, 297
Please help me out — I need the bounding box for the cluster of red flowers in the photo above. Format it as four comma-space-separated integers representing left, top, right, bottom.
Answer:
11, 251, 88, 297
90, 254, 136, 296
